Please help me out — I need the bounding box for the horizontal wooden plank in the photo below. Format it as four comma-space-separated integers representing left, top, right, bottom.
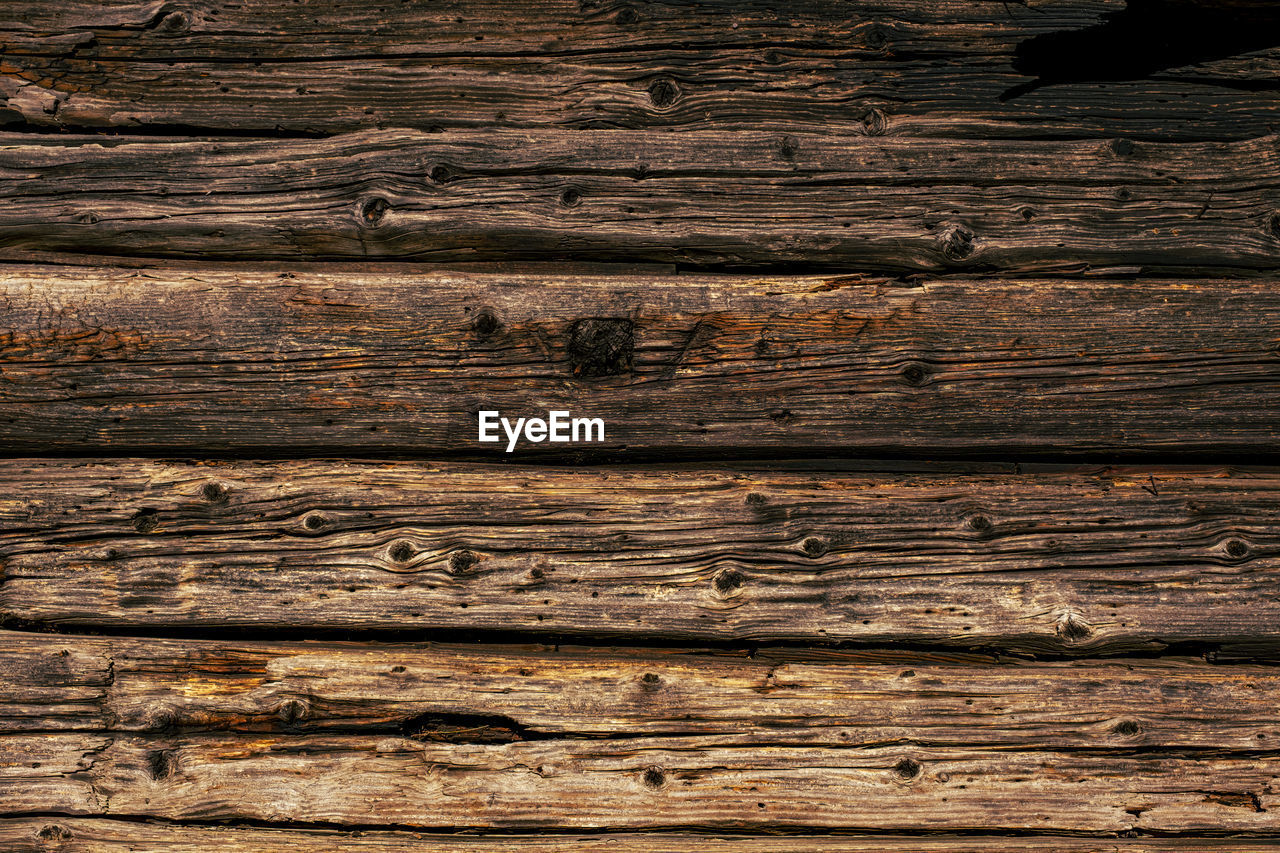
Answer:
6, 731, 1280, 832
6, 630, 1280, 751
3, 131, 1280, 269
3, 1, 1280, 139
3, 265, 1280, 456
7, 821, 1280, 853
4, 460, 1280, 650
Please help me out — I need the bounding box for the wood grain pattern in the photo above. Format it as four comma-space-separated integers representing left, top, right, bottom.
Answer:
6, 731, 1280, 832
4, 460, 1280, 651
8, 820, 1280, 853
3, 1, 1280, 140
3, 264, 1280, 456
6, 630, 1280, 751
3, 130, 1280, 269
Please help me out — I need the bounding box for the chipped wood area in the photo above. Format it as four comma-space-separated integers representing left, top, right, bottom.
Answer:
2, 265, 1280, 456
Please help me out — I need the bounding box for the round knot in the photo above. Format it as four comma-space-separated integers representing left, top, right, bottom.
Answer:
471, 308, 502, 337
862, 108, 888, 137
388, 540, 416, 563
713, 568, 744, 594
648, 77, 680, 109
939, 224, 975, 261
893, 757, 921, 780
360, 197, 391, 226
200, 481, 229, 503
641, 766, 666, 788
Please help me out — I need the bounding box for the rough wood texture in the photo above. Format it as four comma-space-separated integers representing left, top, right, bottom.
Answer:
4, 264, 1280, 456
6, 630, 1280, 751
3, 1, 1280, 139
6, 731, 1280, 832
4, 460, 1280, 652
3, 130, 1280, 269
8, 821, 1280, 853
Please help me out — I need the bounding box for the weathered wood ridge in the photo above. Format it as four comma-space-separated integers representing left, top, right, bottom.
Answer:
4, 0, 1280, 847
3, 460, 1280, 652
2, 131, 1280, 268
4, 0, 1280, 141
3, 265, 1280, 457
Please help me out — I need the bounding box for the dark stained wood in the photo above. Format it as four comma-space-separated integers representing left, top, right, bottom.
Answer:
3, 265, 1280, 456
6, 630, 1280, 751
3, 1, 1280, 140
6, 731, 1280, 832
7, 821, 1280, 853
4, 460, 1280, 651
3, 131, 1280, 269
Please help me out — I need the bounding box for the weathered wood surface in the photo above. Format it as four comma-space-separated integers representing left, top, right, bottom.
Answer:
4, 265, 1280, 456
8, 821, 1280, 853
4, 460, 1280, 651
4, 131, 1280, 269
3, 1, 1280, 140
8, 630, 1280, 751
7, 731, 1280, 832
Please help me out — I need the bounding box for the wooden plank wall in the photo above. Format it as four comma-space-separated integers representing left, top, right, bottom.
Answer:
3, 0, 1280, 849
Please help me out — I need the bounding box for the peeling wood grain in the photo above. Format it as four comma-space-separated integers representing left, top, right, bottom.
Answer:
8, 820, 1280, 853
4, 460, 1280, 651
2, 265, 1280, 455
6, 630, 1280, 751
7, 732, 1280, 832
2, 1, 1280, 139
3, 130, 1280, 269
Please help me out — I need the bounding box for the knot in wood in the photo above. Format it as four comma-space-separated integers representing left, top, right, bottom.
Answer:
1112, 138, 1136, 156
448, 549, 479, 575
615, 4, 639, 25
568, 318, 635, 377
640, 672, 663, 691
471, 308, 502, 337
131, 507, 159, 534
428, 163, 454, 184
801, 536, 830, 558
302, 511, 329, 532
642, 766, 666, 788
388, 539, 416, 563
559, 186, 583, 208
863, 23, 889, 50
1056, 611, 1093, 643
713, 568, 744, 594
147, 749, 177, 780
360, 197, 391, 226
939, 224, 976, 261
648, 77, 680, 109
276, 698, 311, 726
157, 10, 192, 32
900, 362, 929, 387
200, 480, 229, 503
37, 824, 72, 842
965, 513, 993, 535
1112, 719, 1143, 736
1269, 212, 1280, 239
1224, 538, 1250, 559
893, 757, 922, 780
862, 108, 888, 137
